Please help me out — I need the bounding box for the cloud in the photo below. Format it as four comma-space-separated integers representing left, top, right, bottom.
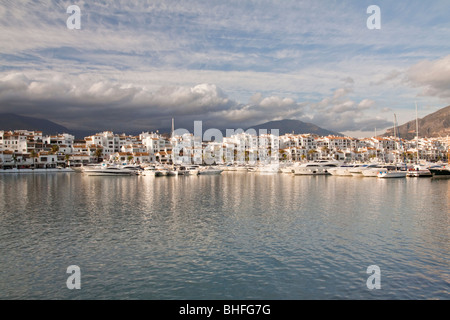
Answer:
307, 87, 390, 133
0, 72, 235, 130
0, 70, 400, 135
1, 1, 449, 136
406, 55, 450, 99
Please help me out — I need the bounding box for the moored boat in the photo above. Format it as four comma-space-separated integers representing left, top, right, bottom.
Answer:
293, 160, 340, 175
255, 163, 281, 174
280, 162, 300, 174
361, 165, 393, 177
328, 164, 360, 176
377, 170, 407, 178
350, 164, 381, 177
139, 166, 157, 176
183, 165, 200, 176
407, 165, 432, 177
82, 164, 135, 176
429, 166, 450, 178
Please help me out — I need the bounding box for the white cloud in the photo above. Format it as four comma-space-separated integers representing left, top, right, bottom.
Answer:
1, 0, 449, 136
406, 55, 450, 99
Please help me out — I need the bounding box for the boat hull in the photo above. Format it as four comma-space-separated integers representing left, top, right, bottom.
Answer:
293, 167, 330, 175
429, 168, 450, 178
83, 170, 134, 176
377, 171, 407, 178
407, 170, 432, 177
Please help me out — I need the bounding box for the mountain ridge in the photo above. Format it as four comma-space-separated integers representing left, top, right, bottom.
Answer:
0, 113, 70, 135
383, 105, 450, 139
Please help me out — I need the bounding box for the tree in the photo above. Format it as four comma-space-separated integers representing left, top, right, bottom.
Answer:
307, 149, 316, 161
12, 154, 17, 167
30, 150, 38, 168
95, 148, 103, 163
65, 154, 71, 167
50, 145, 59, 154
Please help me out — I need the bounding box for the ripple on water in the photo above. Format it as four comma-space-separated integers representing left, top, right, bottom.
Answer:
0, 173, 448, 299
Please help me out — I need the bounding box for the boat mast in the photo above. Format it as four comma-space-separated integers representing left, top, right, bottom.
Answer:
415, 102, 419, 164
393, 113, 397, 164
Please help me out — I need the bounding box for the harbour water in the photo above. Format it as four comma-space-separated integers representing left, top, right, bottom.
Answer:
0, 172, 448, 300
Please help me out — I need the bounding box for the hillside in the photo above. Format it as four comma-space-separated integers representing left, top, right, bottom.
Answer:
0, 113, 70, 135
384, 105, 450, 139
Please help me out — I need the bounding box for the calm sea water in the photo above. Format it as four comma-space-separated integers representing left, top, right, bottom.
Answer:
0, 172, 448, 300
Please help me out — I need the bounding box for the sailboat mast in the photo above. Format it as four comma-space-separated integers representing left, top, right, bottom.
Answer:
415, 102, 419, 139
415, 102, 419, 163
393, 113, 397, 164
393, 113, 397, 140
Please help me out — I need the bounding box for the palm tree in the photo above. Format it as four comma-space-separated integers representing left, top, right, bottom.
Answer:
30, 150, 38, 168
64, 154, 71, 167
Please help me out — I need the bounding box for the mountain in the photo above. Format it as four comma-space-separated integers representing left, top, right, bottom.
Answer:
246, 119, 343, 136
0, 113, 70, 135
0, 114, 342, 138
384, 105, 450, 139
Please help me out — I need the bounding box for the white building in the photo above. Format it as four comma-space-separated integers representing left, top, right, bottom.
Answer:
171, 133, 202, 164
0, 131, 30, 153
85, 131, 120, 158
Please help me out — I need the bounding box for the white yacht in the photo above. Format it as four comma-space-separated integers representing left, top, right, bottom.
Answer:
140, 166, 157, 176
328, 164, 355, 176
280, 162, 300, 174
361, 165, 395, 177
154, 165, 169, 176
378, 170, 407, 178
183, 165, 200, 176
166, 166, 179, 176
293, 160, 340, 175
255, 163, 281, 174
377, 164, 408, 178
120, 164, 142, 174
82, 163, 135, 176
350, 164, 380, 177
406, 165, 432, 177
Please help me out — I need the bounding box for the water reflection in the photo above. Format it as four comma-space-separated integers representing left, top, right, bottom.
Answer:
0, 173, 448, 299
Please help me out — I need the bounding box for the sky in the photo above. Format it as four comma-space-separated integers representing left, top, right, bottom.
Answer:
0, 0, 450, 137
